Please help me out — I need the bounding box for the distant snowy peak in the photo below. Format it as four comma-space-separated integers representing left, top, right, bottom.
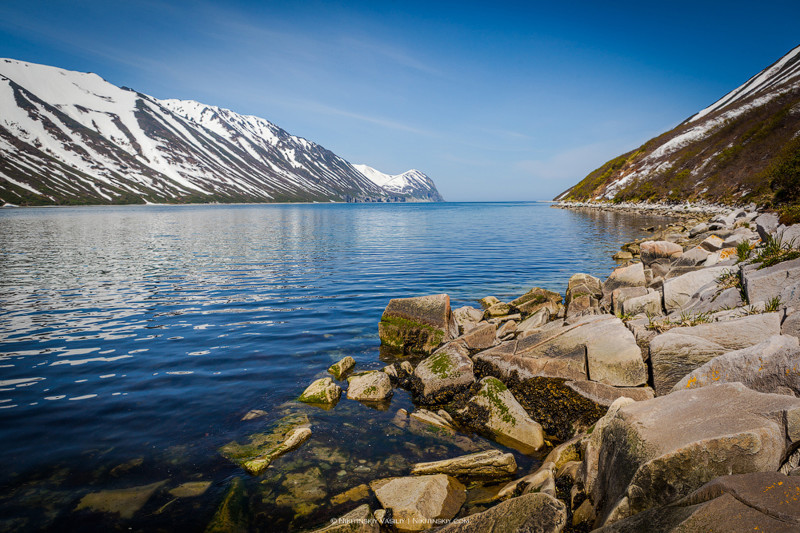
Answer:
353, 164, 443, 201
0, 58, 442, 205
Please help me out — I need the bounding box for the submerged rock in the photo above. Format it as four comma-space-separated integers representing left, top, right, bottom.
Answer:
591, 383, 800, 526
205, 477, 248, 533
328, 356, 356, 380
347, 371, 393, 402
220, 413, 312, 475
75, 480, 167, 519
379, 294, 458, 354
410, 449, 516, 480
371, 474, 466, 532
438, 492, 566, 533
299, 377, 342, 405
458, 377, 544, 453
169, 481, 211, 498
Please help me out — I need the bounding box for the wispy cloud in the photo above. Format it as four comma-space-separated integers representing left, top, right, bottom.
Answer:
292, 100, 439, 137
515, 142, 623, 181
339, 37, 442, 76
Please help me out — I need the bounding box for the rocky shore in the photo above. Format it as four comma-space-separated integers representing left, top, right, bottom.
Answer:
206, 203, 800, 532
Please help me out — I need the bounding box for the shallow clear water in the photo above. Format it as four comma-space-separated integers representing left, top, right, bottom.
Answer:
0, 202, 669, 531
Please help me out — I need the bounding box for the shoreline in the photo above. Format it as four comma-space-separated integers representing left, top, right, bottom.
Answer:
551, 199, 737, 218
276, 202, 800, 531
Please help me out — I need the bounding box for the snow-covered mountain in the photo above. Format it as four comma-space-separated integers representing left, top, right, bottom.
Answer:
0, 59, 442, 205
353, 164, 443, 201
556, 44, 800, 205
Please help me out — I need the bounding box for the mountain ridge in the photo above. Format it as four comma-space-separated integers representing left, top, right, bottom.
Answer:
556, 44, 800, 208
0, 58, 443, 205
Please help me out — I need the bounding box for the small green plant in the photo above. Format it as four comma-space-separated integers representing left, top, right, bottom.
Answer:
765, 296, 782, 313
755, 233, 800, 269
615, 310, 634, 322
646, 311, 711, 332
736, 241, 752, 263
716, 269, 741, 289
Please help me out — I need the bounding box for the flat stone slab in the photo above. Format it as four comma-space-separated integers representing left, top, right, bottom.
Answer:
592, 383, 800, 526
566, 380, 654, 406
410, 449, 516, 479
379, 294, 458, 354
673, 335, 800, 395
650, 313, 782, 395
475, 315, 646, 387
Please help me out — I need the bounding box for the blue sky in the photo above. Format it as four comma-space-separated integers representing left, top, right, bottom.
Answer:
1, 1, 798, 201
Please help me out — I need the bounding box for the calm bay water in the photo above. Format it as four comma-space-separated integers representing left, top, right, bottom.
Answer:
0, 202, 669, 531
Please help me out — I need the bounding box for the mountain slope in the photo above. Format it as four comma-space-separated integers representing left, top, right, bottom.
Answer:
353, 164, 443, 201
0, 59, 441, 205
556, 44, 800, 206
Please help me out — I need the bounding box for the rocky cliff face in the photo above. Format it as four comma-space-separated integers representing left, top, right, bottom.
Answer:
0, 59, 441, 205
556, 44, 800, 206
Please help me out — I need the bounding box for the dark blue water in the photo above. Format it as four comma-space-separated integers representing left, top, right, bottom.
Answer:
0, 202, 668, 531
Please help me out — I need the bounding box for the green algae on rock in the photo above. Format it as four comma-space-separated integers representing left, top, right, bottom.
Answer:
220, 414, 312, 475
205, 477, 248, 533
328, 356, 356, 380
299, 377, 342, 406
378, 294, 458, 354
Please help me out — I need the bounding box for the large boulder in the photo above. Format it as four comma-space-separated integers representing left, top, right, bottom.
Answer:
379, 294, 458, 354
347, 371, 393, 402
458, 377, 545, 453
662, 266, 733, 312
591, 383, 800, 526
595, 472, 800, 532
674, 246, 710, 267
436, 493, 566, 533
412, 341, 475, 404
409, 449, 516, 480
673, 335, 800, 395
474, 315, 646, 387
371, 474, 466, 532
650, 312, 781, 395
743, 257, 800, 306
610, 286, 648, 315
640, 241, 682, 265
